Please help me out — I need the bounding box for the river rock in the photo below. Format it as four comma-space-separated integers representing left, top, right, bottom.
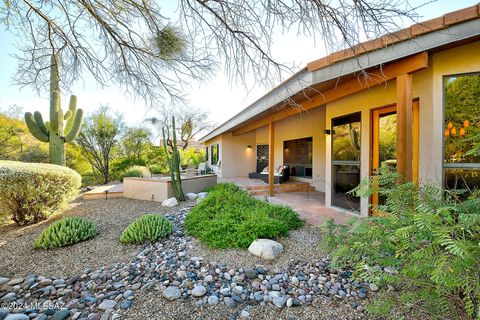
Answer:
162, 197, 179, 207
162, 286, 181, 300
248, 239, 283, 260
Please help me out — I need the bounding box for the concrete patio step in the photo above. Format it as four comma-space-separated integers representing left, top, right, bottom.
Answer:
244, 182, 314, 196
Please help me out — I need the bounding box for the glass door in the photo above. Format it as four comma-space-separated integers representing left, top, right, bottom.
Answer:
332, 113, 361, 212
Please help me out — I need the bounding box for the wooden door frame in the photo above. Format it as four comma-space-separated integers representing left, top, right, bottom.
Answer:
369, 99, 419, 215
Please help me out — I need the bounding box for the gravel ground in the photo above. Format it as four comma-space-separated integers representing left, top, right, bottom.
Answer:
0, 198, 194, 278
188, 225, 325, 270
124, 291, 367, 320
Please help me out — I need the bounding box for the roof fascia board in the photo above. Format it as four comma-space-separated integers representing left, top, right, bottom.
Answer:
200, 18, 480, 143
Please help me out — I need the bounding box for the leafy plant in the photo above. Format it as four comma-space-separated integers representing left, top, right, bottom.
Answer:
34, 217, 97, 249
185, 183, 303, 249
0, 161, 81, 225
319, 171, 480, 319
119, 165, 151, 182
120, 214, 174, 244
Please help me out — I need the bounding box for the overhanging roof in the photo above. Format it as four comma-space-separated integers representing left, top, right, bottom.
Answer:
200, 4, 480, 143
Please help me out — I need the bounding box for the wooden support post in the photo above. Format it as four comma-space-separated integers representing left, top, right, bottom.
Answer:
268, 121, 275, 196
396, 74, 413, 182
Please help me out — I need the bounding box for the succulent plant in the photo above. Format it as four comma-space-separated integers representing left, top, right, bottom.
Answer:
34, 217, 97, 249
162, 116, 185, 201
120, 214, 173, 244
24, 54, 83, 166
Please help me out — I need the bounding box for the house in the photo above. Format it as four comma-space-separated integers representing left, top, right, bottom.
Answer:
200, 4, 480, 217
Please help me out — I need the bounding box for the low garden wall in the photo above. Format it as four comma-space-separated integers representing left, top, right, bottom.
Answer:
124, 174, 217, 202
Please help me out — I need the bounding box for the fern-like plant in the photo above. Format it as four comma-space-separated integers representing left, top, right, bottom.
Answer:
320, 170, 480, 319
120, 214, 173, 244
34, 217, 97, 249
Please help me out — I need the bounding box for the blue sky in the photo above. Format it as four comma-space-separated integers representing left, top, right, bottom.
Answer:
0, 0, 478, 128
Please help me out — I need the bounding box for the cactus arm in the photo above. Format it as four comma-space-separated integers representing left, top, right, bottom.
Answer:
50, 90, 60, 133
45, 121, 51, 131
65, 95, 77, 133
33, 111, 49, 136
25, 112, 49, 142
65, 108, 84, 142
64, 110, 72, 121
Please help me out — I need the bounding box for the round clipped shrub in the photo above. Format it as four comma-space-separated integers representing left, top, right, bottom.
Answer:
120, 165, 152, 182
120, 214, 173, 244
0, 161, 81, 225
34, 217, 98, 249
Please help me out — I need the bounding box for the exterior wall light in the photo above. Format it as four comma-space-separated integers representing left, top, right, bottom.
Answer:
323, 129, 332, 135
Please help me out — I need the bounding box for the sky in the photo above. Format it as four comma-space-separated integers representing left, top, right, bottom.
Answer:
0, 0, 478, 131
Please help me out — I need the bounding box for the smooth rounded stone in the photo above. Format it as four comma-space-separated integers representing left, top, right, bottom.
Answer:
97, 299, 117, 310
290, 276, 300, 286
176, 270, 186, 278
356, 305, 364, 312
0, 278, 9, 286
185, 193, 198, 200
208, 295, 219, 305
123, 290, 134, 299
273, 296, 287, 308
240, 310, 250, 318
220, 287, 231, 296
253, 292, 263, 302
4, 315, 29, 320
1, 293, 16, 303
6, 278, 23, 286
369, 283, 379, 292
192, 285, 207, 297
286, 298, 294, 307
269, 291, 281, 298
0, 309, 8, 320
244, 269, 258, 279
120, 300, 133, 310
232, 286, 243, 295
162, 286, 181, 300
197, 192, 208, 199
162, 197, 179, 207
224, 297, 236, 307
272, 284, 280, 291
358, 292, 367, 299
248, 239, 283, 260
52, 309, 70, 320
203, 275, 213, 283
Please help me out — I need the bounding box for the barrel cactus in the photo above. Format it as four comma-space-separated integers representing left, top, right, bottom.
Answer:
24, 54, 83, 166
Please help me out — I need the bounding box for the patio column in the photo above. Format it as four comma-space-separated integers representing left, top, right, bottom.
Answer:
268, 121, 275, 196
396, 73, 413, 181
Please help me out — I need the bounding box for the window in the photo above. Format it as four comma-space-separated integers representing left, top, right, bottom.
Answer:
283, 137, 313, 178
332, 113, 361, 211
443, 74, 480, 195
211, 144, 219, 164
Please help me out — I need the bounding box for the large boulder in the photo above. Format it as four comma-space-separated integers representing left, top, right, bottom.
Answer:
248, 239, 283, 260
161, 197, 178, 207
185, 193, 198, 200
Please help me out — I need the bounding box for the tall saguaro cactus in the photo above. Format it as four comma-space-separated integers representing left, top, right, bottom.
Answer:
162, 116, 185, 201
24, 55, 84, 166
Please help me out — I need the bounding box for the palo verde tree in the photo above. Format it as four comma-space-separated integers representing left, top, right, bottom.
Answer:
24, 55, 83, 166
1, 1, 425, 104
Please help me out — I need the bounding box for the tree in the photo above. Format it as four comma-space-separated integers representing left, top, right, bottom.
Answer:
147, 105, 214, 149
121, 127, 152, 160
0, 113, 25, 159
76, 106, 124, 184
1, 0, 423, 103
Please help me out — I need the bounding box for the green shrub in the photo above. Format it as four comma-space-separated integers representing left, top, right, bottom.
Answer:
120, 214, 173, 244
119, 165, 151, 182
0, 161, 81, 225
319, 172, 480, 319
34, 217, 97, 249
149, 166, 166, 175
185, 183, 303, 249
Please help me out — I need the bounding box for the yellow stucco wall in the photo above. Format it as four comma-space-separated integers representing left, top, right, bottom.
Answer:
205, 40, 480, 216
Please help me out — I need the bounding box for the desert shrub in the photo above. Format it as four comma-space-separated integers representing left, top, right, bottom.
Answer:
119, 165, 151, 182
185, 183, 303, 249
149, 166, 166, 175
319, 172, 480, 319
0, 161, 81, 225
120, 214, 173, 244
34, 217, 98, 249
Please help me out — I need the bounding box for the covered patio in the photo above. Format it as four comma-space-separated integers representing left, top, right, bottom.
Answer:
219, 177, 355, 226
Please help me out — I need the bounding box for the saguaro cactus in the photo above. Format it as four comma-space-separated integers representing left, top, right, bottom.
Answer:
24, 55, 84, 166
162, 116, 185, 201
